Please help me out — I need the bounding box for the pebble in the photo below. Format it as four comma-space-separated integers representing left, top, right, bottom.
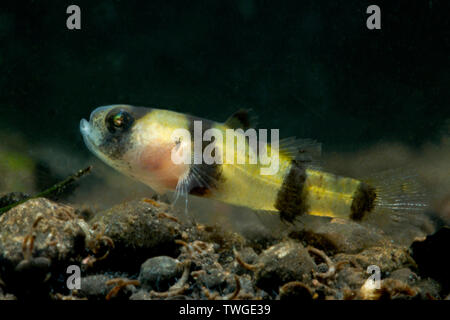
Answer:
255, 241, 317, 293
138, 256, 182, 291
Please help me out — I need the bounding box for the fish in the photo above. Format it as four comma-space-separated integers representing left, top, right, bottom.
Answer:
80, 105, 428, 222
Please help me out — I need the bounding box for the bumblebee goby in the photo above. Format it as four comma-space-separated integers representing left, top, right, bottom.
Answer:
80, 105, 427, 222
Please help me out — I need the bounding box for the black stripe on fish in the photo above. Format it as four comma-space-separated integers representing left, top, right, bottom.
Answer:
224, 109, 253, 130
187, 118, 224, 196
350, 182, 377, 220
274, 159, 309, 223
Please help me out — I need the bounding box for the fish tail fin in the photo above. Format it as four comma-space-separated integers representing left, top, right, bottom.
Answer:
360, 168, 446, 244
362, 168, 429, 213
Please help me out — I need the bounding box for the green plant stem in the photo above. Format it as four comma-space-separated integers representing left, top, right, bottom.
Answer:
0, 166, 92, 216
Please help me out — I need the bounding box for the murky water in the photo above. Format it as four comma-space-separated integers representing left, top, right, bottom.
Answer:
0, 0, 449, 301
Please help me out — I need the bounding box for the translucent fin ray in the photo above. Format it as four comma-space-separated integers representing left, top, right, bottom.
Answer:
279, 137, 322, 169
362, 167, 429, 212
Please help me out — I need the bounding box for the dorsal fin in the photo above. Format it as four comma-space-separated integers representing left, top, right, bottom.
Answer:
279, 137, 323, 169
224, 109, 255, 130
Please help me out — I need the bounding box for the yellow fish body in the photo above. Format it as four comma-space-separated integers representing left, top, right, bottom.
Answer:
80, 105, 424, 222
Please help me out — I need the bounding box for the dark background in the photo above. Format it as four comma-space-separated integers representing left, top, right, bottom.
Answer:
1, 0, 449, 155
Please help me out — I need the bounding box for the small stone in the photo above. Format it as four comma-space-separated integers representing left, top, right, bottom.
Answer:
138, 256, 182, 291
389, 268, 418, 285
0, 198, 86, 289
77, 275, 112, 299
255, 241, 317, 293
88, 199, 183, 271
76, 274, 138, 300
335, 245, 413, 273
196, 268, 232, 292
293, 218, 386, 254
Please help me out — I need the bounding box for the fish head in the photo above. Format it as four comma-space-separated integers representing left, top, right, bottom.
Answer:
80, 105, 191, 193
80, 104, 148, 182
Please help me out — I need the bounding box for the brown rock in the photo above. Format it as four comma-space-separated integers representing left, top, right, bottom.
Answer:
335, 245, 414, 273
255, 241, 317, 293
88, 199, 184, 271
292, 218, 386, 254
0, 198, 87, 269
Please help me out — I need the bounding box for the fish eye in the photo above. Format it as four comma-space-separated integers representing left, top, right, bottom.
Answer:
106, 109, 134, 133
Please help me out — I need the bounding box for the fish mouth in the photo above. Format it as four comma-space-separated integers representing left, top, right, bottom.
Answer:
80, 118, 106, 161
80, 119, 95, 146
80, 105, 118, 152
80, 118, 91, 136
